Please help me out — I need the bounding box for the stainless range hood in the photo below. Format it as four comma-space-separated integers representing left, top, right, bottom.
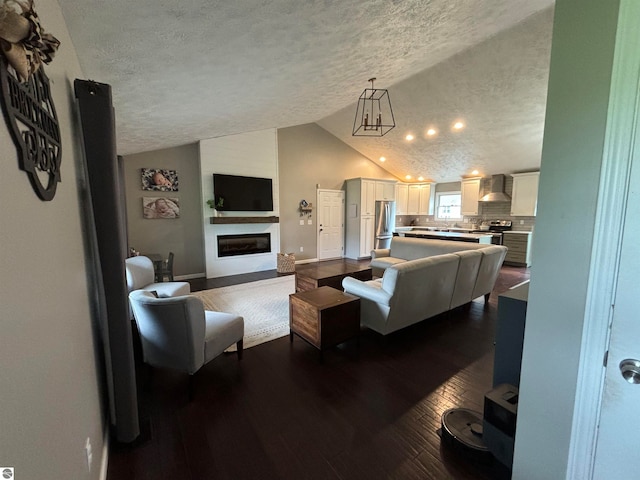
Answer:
479, 174, 511, 202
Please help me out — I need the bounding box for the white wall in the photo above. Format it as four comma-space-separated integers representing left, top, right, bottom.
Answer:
513, 0, 622, 478
0, 1, 106, 479
199, 129, 280, 277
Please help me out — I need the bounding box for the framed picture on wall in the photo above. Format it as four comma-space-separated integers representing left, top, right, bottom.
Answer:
143, 197, 180, 219
141, 168, 179, 191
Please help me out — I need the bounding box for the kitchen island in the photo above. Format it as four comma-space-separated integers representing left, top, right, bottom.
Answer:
397, 229, 493, 244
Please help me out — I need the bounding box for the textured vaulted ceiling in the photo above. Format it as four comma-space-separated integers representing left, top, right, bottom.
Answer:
57, 0, 555, 182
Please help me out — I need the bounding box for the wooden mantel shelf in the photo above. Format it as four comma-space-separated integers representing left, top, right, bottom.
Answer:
210, 216, 279, 224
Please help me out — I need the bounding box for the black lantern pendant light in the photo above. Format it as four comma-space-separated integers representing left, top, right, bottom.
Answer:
352, 77, 395, 137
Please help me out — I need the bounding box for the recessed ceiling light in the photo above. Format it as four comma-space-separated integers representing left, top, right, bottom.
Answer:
427, 128, 437, 136
405, 175, 412, 180
471, 170, 479, 175
405, 134, 414, 141
418, 176, 424, 181
379, 157, 386, 162
453, 121, 465, 130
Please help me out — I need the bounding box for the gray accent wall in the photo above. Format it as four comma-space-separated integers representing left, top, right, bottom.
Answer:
278, 123, 398, 260
123, 143, 205, 278
0, 1, 106, 478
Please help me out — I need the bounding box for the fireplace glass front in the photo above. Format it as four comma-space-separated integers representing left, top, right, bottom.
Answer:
217, 233, 271, 257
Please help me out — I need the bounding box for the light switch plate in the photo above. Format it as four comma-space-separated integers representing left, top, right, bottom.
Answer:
299, 219, 304, 225
307, 219, 312, 225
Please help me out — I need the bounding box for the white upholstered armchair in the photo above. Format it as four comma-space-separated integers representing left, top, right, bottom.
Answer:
125, 256, 190, 317
128, 291, 244, 399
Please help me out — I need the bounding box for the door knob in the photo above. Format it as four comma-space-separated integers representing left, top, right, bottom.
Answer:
619, 359, 640, 384
319, 228, 323, 232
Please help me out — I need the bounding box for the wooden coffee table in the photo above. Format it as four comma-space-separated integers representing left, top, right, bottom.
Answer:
295, 262, 372, 292
289, 286, 360, 362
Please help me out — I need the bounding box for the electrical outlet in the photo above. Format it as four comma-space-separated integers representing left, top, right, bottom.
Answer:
299, 246, 303, 252
307, 219, 312, 225
299, 219, 304, 225
85, 437, 93, 471
520, 220, 524, 225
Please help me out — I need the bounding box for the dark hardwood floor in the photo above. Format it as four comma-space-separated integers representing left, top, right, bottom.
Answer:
108, 262, 529, 480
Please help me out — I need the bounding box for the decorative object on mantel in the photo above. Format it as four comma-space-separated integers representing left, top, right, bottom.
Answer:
299, 199, 313, 217
0, 0, 62, 200
352, 77, 395, 137
207, 197, 224, 216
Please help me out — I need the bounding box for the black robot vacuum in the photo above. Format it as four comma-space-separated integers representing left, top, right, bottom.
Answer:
440, 408, 492, 463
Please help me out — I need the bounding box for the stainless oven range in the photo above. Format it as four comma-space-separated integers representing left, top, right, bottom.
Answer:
472, 220, 512, 245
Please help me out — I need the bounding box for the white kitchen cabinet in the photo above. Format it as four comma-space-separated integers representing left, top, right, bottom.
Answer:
461, 178, 481, 215
418, 183, 433, 215
345, 178, 380, 259
359, 216, 375, 258
375, 180, 396, 201
396, 182, 432, 215
395, 183, 409, 215
362, 179, 376, 216
510, 172, 540, 216
407, 185, 421, 214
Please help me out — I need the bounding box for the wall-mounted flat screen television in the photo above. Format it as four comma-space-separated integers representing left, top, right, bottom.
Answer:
213, 173, 273, 211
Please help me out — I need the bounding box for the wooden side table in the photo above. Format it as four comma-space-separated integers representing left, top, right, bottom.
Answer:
295, 263, 372, 292
289, 286, 361, 362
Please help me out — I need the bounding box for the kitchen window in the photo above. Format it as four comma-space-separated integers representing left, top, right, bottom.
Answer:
435, 191, 462, 220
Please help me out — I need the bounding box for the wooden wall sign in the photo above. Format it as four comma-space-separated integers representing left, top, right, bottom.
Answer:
0, 56, 61, 201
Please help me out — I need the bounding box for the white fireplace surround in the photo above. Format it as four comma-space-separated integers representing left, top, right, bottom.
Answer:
199, 129, 280, 279
205, 223, 280, 278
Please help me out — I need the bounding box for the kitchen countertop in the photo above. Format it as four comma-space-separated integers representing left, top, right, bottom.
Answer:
503, 230, 532, 234
395, 226, 481, 233
397, 229, 494, 243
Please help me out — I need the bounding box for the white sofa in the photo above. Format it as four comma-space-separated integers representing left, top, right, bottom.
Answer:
342, 238, 508, 335
369, 236, 491, 277
125, 256, 191, 318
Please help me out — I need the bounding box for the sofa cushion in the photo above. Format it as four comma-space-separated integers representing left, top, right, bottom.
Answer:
204, 311, 244, 363
369, 256, 407, 274
389, 237, 484, 260
450, 250, 483, 308
382, 254, 460, 330
142, 282, 191, 298
472, 246, 508, 300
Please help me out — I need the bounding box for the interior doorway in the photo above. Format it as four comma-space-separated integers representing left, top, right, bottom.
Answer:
317, 189, 344, 260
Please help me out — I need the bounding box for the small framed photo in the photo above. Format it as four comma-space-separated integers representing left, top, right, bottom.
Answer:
143, 197, 180, 219
141, 168, 178, 191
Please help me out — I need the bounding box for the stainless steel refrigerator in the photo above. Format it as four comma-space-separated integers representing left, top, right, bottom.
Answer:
374, 200, 396, 249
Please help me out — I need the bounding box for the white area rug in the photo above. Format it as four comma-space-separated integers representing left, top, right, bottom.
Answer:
192, 275, 295, 351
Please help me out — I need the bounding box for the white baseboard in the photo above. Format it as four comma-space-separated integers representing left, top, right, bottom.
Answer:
99, 428, 109, 480
295, 258, 319, 264
174, 272, 206, 280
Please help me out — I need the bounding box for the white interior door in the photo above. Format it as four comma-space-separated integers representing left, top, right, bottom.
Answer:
592, 141, 640, 478
317, 189, 344, 260
591, 104, 640, 480
587, 4, 640, 477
